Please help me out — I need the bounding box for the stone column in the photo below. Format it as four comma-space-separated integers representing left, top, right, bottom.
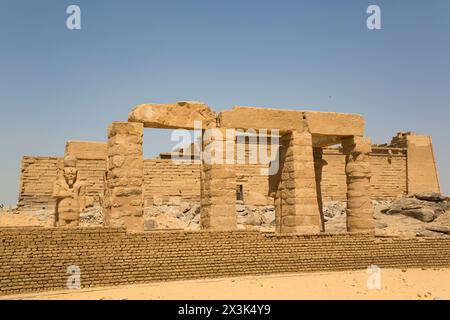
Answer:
277, 131, 321, 233
104, 122, 144, 232
313, 147, 326, 232
200, 128, 237, 230
342, 136, 374, 234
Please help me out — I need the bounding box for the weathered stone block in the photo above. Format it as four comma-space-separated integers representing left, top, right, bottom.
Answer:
129, 101, 216, 129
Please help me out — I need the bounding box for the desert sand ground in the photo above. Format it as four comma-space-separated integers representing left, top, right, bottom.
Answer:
2, 268, 449, 300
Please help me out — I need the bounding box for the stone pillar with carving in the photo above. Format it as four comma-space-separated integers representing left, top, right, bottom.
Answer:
104, 122, 144, 232
53, 155, 86, 227
200, 128, 237, 230
342, 136, 374, 234
278, 131, 321, 233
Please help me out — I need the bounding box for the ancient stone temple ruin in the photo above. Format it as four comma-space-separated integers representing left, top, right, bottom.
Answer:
3, 101, 448, 297
17, 101, 441, 233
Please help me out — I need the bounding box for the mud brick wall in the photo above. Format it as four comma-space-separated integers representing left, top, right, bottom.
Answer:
1, 227, 450, 296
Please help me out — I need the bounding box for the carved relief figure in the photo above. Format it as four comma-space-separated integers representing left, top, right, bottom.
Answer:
52, 156, 86, 227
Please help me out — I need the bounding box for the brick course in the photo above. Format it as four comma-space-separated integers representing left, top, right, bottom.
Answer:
1, 227, 450, 296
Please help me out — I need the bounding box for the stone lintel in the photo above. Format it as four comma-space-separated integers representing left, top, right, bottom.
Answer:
218, 106, 364, 136
128, 101, 216, 130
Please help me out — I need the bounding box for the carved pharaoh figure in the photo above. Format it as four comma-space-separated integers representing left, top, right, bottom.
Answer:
52, 156, 86, 227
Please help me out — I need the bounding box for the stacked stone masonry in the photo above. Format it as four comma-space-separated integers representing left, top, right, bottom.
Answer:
275, 132, 321, 233
104, 122, 144, 231
200, 128, 237, 230
1, 227, 450, 296
342, 137, 374, 233
18, 146, 409, 210
144, 159, 201, 205
18, 157, 59, 210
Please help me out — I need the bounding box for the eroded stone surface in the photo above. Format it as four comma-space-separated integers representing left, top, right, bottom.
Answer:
65, 141, 107, 160
52, 156, 86, 227
104, 122, 144, 232
218, 106, 306, 132
342, 136, 374, 233
218, 106, 364, 136
303, 111, 364, 136
274, 131, 322, 234
200, 128, 237, 230
129, 101, 216, 129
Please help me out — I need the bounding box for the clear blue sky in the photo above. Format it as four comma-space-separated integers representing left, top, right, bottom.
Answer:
1, 0, 449, 205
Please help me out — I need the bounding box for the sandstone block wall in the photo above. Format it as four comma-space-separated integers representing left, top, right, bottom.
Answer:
140, 146, 408, 206
143, 159, 201, 205
74, 159, 107, 202
65, 141, 107, 161
2, 227, 450, 296
319, 150, 347, 201
17, 147, 409, 210
320, 148, 407, 201
236, 163, 273, 205
406, 135, 441, 194
15, 140, 423, 209
18, 157, 59, 210
369, 149, 408, 199
142, 159, 273, 206
18, 157, 107, 210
